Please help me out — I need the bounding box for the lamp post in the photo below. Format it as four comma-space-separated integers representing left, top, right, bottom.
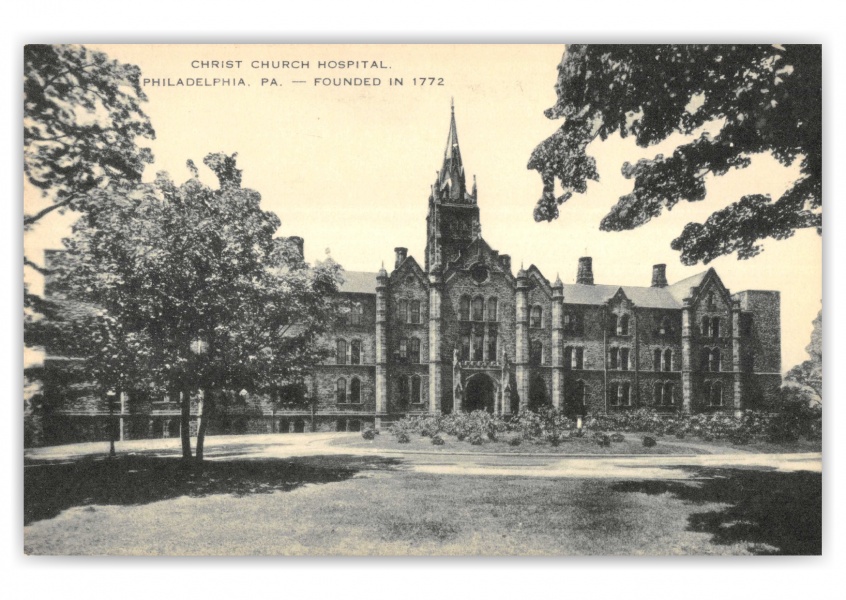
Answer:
106, 389, 117, 457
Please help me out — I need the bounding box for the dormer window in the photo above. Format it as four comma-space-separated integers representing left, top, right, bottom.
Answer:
617, 314, 630, 336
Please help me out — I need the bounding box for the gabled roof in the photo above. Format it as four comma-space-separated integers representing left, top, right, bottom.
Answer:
339, 271, 378, 295
562, 283, 681, 309
666, 271, 709, 304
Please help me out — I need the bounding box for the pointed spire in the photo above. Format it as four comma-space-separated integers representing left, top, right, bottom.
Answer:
438, 101, 465, 200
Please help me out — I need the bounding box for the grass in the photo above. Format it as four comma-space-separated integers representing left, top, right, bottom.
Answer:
24, 452, 821, 556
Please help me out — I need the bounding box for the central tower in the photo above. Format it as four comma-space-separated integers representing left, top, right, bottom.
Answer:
425, 102, 480, 271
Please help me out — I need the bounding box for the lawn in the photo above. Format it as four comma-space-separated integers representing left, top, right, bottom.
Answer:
23, 452, 821, 556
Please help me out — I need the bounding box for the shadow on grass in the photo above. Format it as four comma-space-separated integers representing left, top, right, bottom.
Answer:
613, 468, 821, 555
25, 454, 402, 526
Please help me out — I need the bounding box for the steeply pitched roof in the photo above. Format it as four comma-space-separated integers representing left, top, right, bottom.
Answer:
667, 271, 709, 303
559, 270, 710, 309
339, 271, 378, 295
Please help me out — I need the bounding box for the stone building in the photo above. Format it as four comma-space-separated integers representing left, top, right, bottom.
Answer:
33, 107, 783, 443
312, 106, 782, 432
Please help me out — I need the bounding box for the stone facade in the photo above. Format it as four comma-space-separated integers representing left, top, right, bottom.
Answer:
34, 107, 783, 444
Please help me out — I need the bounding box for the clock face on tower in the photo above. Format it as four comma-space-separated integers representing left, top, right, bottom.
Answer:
470, 264, 489, 284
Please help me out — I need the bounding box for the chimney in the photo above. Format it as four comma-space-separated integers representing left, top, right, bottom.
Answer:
289, 236, 304, 259
500, 254, 511, 271
576, 257, 594, 285
651, 264, 668, 288
394, 247, 408, 269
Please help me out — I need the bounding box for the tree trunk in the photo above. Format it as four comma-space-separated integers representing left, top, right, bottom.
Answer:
180, 386, 192, 459
195, 389, 213, 462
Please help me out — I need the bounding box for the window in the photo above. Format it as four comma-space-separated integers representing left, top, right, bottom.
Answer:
663, 348, 672, 372
710, 348, 721, 372
565, 347, 573, 370
472, 331, 484, 361
620, 348, 630, 371
701, 316, 710, 336
411, 375, 422, 404
459, 296, 470, 321
609, 382, 619, 406
461, 334, 471, 362
487, 297, 498, 322
409, 338, 421, 364
397, 299, 408, 323
336, 339, 347, 365
620, 382, 631, 406
564, 313, 581, 334
399, 339, 408, 362
349, 378, 361, 403
654, 382, 663, 405
659, 316, 671, 336
350, 340, 361, 365
336, 378, 347, 404
531, 305, 543, 328
409, 301, 421, 324
617, 314, 630, 336
609, 347, 619, 370
711, 317, 720, 338
530, 341, 543, 366
573, 380, 586, 406
397, 377, 409, 409
487, 331, 497, 362
472, 296, 484, 321
700, 349, 710, 372
654, 348, 662, 372
350, 303, 363, 325
571, 347, 584, 370
663, 382, 674, 406
707, 381, 724, 406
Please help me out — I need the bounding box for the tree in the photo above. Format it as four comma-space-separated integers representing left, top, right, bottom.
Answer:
24, 44, 155, 229
786, 308, 822, 400
528, 44, 821, 265
50, 153, 342, 460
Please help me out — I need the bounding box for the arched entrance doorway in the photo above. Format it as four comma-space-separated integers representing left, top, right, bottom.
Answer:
464, 374, 496, 413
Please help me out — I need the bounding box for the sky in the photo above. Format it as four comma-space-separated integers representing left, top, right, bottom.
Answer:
23, 43, 823, 372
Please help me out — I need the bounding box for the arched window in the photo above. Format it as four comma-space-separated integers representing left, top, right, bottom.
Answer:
472, 296, 485, 321
350, 303, 363, 325
336, 339, 347, 365
701, 316, 710, 336
620, 348, 630, 371
398, 338, 408, 362
654, 348, 662, 372
609, 347, 619, 370
411, 375, 422, 404
530, 340, 543, 366
663, 382, 674, 406
530, 305, 543, 328
397, 376, 409, 409
461, 333, 471, 361
349, 378, 361, 403
487, 297, 498, 322
336, 378, 347, 404
350, 339, 361, 365
409, 300, 421, 324
617, 314, 630, 336
565, 347, 574, 370
654, 382, 663, 405
487, 331, 497, 362
397, 299, 408, 323
711, 317, 720, 338
710, 348, 721, 372
663, 349, 672, 372
409, 338, 421, 364
472, 331, 484, 361
459, 296, 470, 321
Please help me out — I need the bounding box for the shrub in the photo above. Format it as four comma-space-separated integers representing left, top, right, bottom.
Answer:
610, 433, 625, 443
596, 434, 611, 447
469, 434, 484, 446
431, 434, 445, 446
675, 431, 686, 439
456, 432, 467, 441
396, 432, 410, 444
361, 429, 376, 440
642, 436, 657, 448
508, 436, 522, 447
